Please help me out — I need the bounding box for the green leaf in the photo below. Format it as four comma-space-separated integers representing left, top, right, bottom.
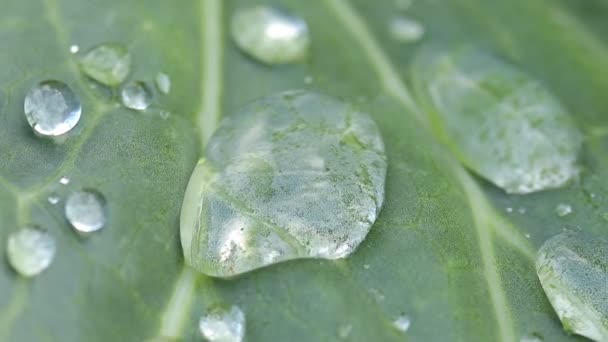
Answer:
1, 0, 607, 341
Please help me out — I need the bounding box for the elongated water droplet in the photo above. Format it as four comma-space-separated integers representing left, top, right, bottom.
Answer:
199, 306, 245, 342
536, 231, 608, 341
24, 80, 81, 137
231, 6, 309, 64
65, 190, 106, 233
389, 16, 424, 43
555, 203, 573, 217
6, 227, 56, 277
59, 176, 70, 185
393, 314, 411, 333
79, 43, 131, 86
520, 332, 543, 342
121, 81, 152, 111
155, 72, 171, 94
181, 91, 387, 277
412, 45, 583, 194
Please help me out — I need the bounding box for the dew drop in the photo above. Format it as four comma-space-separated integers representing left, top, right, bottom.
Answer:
389, 16, 424, 43
231, 6, 309, 64
506, 207, 513, 213
536, 231, 608, 341
79, 43, 131, 86
65, 190, 106, 233
363, 263, 371, 270
69, 44, 80, 54
155, 72, 171, 94
47, 194, 60, 205
555, 203, 572, 217
121, 81, 152, 111
199, 306, 245, 342
525, 233, 531, 239
520, 332, 543, 342
338, 324, 353, 339
304, 75, 313, 85
160, 110, 171, 120
59, 176, 70, 185
24, 80, 82, 137
6, 227, 56, 277
518, 207, 527, 214
392, 314, 411, 333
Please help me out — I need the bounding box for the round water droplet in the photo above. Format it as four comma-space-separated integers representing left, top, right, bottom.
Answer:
525, 233, 531, 239
23, 80, 82, 137
506, 207, 513, 213
69, 44, 80, 54
121, 81, 152, 111
338, 324, 353, 339
6, 227, 56, 277
389, 16, 424, 43
155, 72, 171, 94
47, 194, 60, 205
231, 6, 310, 64
59, 176, 70, 185
199, 306, 245, 342
393, 314, 411, 333
520, 332, 543, 342
304, 75, 313, 85
555, 203, 572, 217
65, 190, 106, 233
79, 43, 131, 86
363, 263, 371, 269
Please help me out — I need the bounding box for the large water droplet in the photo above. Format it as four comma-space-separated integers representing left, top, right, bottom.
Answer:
79, 43, 131, 86
121, 81, 152, 111
199, 306, 245, 342
389, 16, 424, 43
412, 45, 583, 194
231, 6, 309, 64
555, 203, 573, 217
180, 91, 387, 277
536, 231, 608, 341
392, 314, 411, 333
23, 80, 81, 137
155, 72, 171, 94
6, 227, 56, 277
65, 190, 106, 233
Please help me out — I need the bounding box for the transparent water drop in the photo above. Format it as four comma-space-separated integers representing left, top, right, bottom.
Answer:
69, 44, 80, 54
525, 233, 531, 239
199, 306, 245, 342
59, 176, 70, 185
121, 81, 152, 111
47, 194, 60, 205
520, 332, 543, 342
363, 263, 371, 270
231, 6, 310, 64
79, 43, 131, 86
393, 314, 411, 333
155, 72, 171, 94
6, 227, 56, 277
304, 75, 313, 85
389, 16, 424, 43
65, 190, 106, 233
180, 91, 387, 277
506, 207, 513, 213
536, 232, 608, 341
23, 80, 82, 137
338, 324, 352, 339
555, 203, 573, 217
160, 110, 171, 120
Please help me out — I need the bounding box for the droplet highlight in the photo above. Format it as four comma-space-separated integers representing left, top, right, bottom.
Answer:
65, 190, 106, 233
6, 227, 56, 277
393, 314, 411, 333
155, 72, 171, 94
121, 81, 152, 111
79, 43, 131, 86
199, 306, 245, 342
59, 176, 70, 185
24, 80, 81, 137
389, 16, 424, 43
555, 203, 573, 217
231, 6, 310, 64
520, 333, 543, 342
338, 324, 353, 339
69, 44, 80, 54
47, 194, 60, 205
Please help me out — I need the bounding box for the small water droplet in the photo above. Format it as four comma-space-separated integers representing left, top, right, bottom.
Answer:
6, 227, 56, 277
304, 75, 313, 85
231, 6, 310, 64
520, 332, 543, 342
555, 203, 572, 217
363, 264, 370, 270
389, 16, 424, 43
69, 44, 80, 54
199, 306, 245, 342
155, 72, 171, 94
395, 0, 413, 11
338, 324, 352, 339
518, 207, 527, 214
121, 81, 152, 111
65, 190, 106, 233
59, 176, 70, 185
392, 314, 411, 333
160, 110, 171, 120
525, 233, 531, 239
24, 80, 82, 137
47, 195, 60, 205
506, 207, 513, 213
79, 43, 131, 86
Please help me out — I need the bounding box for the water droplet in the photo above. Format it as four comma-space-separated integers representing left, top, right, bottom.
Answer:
47, 195, 60, 205
160, 110, 171, 120
395, 0, 413, 11
520, 332, 543, 342
199, 306, 245, 342
6, 227, 56, 277
23, 80, 82, 137
506, 207, 513, 213
363, 263, 370, 269
525, 233, 531, 239
121, 81, 152, 111
304, 75, 313, 85
536, 231, 608, 341
69, 44, 80, 54
412, 45, 583, 194
389, 16, 424, 43
393, 314, 411, 333
65, 190, 106, 233
59, 176, 70, 185
231, 6, 310, 64
180, 91, 387, 277
155, 72, 171, 94
555, 203, 572, 217
79, 43, 131, 86
338, 324, 352, 339
518, 207, 527, 214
